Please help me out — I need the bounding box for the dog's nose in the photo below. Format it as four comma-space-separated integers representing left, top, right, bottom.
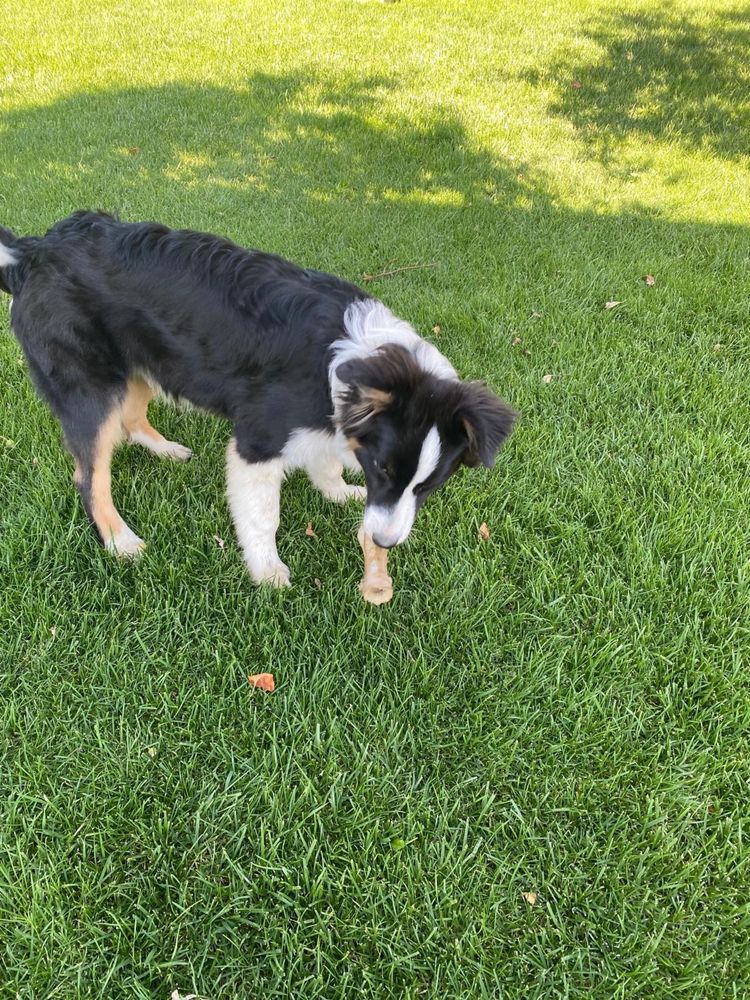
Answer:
372, 533, 399, 550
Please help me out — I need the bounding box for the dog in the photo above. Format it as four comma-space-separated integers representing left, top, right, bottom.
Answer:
0, 211, 516, 586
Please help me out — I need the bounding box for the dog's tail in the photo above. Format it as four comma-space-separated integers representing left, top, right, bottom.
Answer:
0, 226, 36, 297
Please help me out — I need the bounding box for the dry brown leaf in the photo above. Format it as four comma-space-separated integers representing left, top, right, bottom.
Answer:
127, 146, 141, 155
314, 577, 322, 589
604, 300, 623, 310
522, 891, 538, 905
305, 522, 316, 537
212, 534, 225, 549
432, 324, 441, 335
713, 343, 723, 352
511, 336, 522, 347
478, 522, 491, 541
542, 373, 554, 384
531, 311, 542, 319
571, 80, 582, 89
643, 274, 656, 286
146, 746, 156, 758
248, 673, 275, 692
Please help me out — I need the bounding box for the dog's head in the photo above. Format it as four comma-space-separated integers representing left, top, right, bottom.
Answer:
336, 344, 517, 548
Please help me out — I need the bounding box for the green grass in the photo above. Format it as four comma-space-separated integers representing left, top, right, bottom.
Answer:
1, 0, 750, 995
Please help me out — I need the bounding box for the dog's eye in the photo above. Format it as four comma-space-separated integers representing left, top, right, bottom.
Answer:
373, 459, 395, 479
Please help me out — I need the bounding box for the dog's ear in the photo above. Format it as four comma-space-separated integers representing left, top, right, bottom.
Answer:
454, 382, 517, 467
336, 344, 420, 431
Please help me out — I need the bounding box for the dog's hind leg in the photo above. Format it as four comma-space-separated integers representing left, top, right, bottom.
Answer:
68, 404, 145, 558
225, 437, 289, 586
122, 376, 193, 461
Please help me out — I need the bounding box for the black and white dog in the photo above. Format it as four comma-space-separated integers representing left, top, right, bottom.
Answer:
0, 212, 515, 586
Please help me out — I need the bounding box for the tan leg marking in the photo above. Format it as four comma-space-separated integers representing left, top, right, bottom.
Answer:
357, 527, 393, 605
77, 408, 145, 557
122, 377, 192, 461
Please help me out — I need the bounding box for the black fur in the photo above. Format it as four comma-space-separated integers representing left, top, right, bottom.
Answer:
4, 211, 369, 464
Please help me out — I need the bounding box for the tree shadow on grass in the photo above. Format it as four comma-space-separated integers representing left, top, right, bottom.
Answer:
527, 5, 750, 163
2, 71, 748, 544
2, 69, 746, 360
0, 72, 512, 264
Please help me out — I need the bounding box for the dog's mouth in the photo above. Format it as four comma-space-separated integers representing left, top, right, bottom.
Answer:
363, 503, 415, 549
370, 533, 402, 550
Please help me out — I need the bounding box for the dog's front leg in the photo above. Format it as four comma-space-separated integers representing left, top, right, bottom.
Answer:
225, 438, 289, 587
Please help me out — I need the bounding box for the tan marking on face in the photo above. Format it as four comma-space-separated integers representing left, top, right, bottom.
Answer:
362, 387, 393, 410
346, 386, 394, 431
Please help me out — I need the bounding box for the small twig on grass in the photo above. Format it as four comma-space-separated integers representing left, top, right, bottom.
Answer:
362, 262, 439, 282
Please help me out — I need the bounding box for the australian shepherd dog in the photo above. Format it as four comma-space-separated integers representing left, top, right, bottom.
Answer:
0, 212, 515, 587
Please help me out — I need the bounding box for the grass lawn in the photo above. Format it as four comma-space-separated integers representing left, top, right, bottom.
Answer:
1, 0, 750, 995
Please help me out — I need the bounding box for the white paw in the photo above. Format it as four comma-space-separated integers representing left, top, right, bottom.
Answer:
106, 525, 146, 559
325, 483, 367, 504
250, 559, 291, 588
128, 430, 193, 461
158, 440, 193, 462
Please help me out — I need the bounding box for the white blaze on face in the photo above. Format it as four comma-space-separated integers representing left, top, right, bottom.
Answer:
363, 425, 441, 547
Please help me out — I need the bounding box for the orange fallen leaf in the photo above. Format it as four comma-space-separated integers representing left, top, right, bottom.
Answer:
522, 891, 538, 905
643, 274, 656, 286
604, 300, 623, 310
478, 522, 491, 541
248, 673, 275, 692
542, 373, 554, 384
305, 522, 316, 537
